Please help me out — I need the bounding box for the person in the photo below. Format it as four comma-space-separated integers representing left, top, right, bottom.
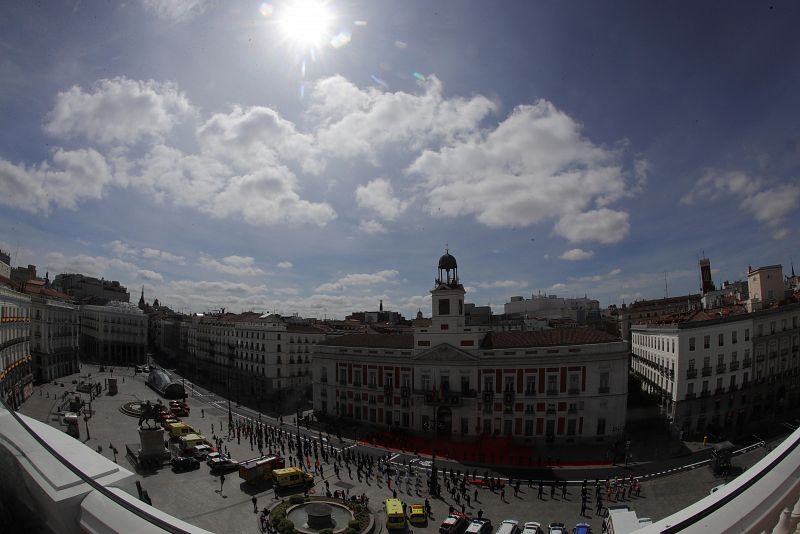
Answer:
219, 474, 226, 495
202, 408, 205, 418
477, 508, 483, 519
252, 495, 258, 513
474, 489, 479, 503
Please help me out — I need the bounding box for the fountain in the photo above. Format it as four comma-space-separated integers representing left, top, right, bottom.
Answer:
286, 501, 354, 534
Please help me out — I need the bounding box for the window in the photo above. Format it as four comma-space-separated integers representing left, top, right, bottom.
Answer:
702, 380, 709, 392
440, 323, 449, 330
339, 369, 347, 384
483, 376, 493, 392
771, 321, 776, 334
385, 372, 394, 387
704, 335, 710, 349
689, 337, 696, 351
459, 299, 463, 315
717, 354, 724, 365
745, 328, 750, 341
504, 376, 514, 392
547, 374, 558, 393
687, 382, 694, 394
525, 375, 536, 394
596, 418, 606, 435
524, 420, 534, 436
438, 298, 450, 315
368, 370, 376, 387
732, 331, 738, 344
718, 333, 724, 347
569, 373, 580, 392
421, 373, 431, 391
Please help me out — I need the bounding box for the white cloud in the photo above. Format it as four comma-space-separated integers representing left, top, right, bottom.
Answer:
475, 280, 529, 290
42, 251, 140, 281
0, 148, 114, 213
576, 268, 622, 283
315, 269, 399, 292
555, 209, 630, 244
394, 41, 408, 49
140, 0, 213, 22
311, 75, 497, 161
44, 77, 193, 145
108, 240, 185, 264
198, 105, 321, 175
141, 248, 186, 264
407, 99, 636, 241
355, 178, 409, 220
277, 261, 293, 270
559, 248, 595, 261
138, 269, 164, 282
682, 170, 800, 239
199, 255, 265, 276
358, 219, 388, 235
110, 240, 137, 257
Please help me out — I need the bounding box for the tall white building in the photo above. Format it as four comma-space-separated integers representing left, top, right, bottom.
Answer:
189, 312, 325, 405
79, 302, 147, 365
504, 293, 601, 324
631, 301, 800, 438
25, 280, 80, 382
312, 251, 628, 444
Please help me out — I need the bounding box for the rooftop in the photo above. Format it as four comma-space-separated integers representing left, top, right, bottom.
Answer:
322, 333, 414, 349
481, 328, 620, 349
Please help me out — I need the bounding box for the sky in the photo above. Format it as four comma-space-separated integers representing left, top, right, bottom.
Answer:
1, 0, 799, 319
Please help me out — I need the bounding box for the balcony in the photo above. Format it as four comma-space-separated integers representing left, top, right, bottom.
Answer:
756, 354, 765, 363
685, 392, 697, 400
598, 386, 610, 394
338, 379, 348, 386
769, 352, 778, 360
352, 381, 361, 387
524, 389, 536, 397
700, 390, 710, 397
716, 364, 727, 374
546, 389, 559, 396
715, 387, 726, 396
321, 376, 327, 383
567, 406, 578, 415
728, 384, 739, 393
424, 392, 462, 406
482, 390, 494, 402
367, 382, 377, 389
400, 386, 410, 398
701, 366, 712, 377
503, 391, 515, 405
568, 388, 580, 395
546, 407, 556, 415
730, 361, 740, 371
686, 368, 698, 379
462, 389, 477, 398
743, 358, 752, 368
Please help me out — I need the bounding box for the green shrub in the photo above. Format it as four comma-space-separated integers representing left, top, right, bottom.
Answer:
348, 520, 360, 529
289, 494, 305, 505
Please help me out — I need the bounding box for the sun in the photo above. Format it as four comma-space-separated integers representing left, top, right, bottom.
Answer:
279, 0, 334, 49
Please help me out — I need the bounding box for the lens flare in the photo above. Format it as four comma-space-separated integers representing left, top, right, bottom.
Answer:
413, 72, 427, 82
259, 3, 273, 17
330, 30, 351, 48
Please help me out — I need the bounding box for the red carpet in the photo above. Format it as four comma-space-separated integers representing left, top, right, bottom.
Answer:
358, 431, 611, 468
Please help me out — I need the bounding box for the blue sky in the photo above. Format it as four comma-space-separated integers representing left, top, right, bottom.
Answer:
1, 0, 798, 318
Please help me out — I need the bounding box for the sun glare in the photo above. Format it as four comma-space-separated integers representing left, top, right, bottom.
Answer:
279, 0, 334, 48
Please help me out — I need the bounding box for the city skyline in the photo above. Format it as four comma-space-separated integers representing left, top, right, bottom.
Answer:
1, 1, 799, 318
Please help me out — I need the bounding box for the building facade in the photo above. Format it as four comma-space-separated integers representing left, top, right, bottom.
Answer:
79, 302, 147, 365
54, 273, 130, 303
189, 312, 325, 406
504, 293, 601, 324
631, 302, 800, 438
312, 252, 628, 443
0, 280, 32, 409
27, 284, 80, 383
620, 294, 701, 344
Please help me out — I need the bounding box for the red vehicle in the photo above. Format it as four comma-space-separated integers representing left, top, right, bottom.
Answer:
169, 401, 190, 417
440, 513, 469, 534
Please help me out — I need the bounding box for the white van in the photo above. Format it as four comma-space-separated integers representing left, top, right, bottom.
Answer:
495, 519, 519, 534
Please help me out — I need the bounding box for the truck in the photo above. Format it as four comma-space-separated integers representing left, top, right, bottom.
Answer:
603, 505, 652, 534
167, 422, 194, 439
238, 455, 286, 484
272, 466, 314, 488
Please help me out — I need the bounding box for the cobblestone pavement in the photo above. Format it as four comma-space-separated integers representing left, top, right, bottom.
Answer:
18, 365, 776, 534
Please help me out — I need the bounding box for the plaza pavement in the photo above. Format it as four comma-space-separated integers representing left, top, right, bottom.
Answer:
18, 364, 775, 534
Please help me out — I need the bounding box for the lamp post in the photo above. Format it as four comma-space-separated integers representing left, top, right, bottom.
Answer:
84, 411, 91, 440
227, 343, 234, 428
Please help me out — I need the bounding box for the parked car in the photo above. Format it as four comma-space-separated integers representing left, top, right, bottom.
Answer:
548, 523, 566, 534
522, 522, 542, 534
496, 520, 519, 534
572, 524, 591, 534
466, 518, 492, 534
209, 457, 239, 472
440, 512, 469, 534
408, 504, 427, 525
171, 456, 200, 472
206, 452, 225, 466
192, 444, 212, 459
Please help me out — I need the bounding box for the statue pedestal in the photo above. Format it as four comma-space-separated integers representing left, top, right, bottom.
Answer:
139, 426, 165, 458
